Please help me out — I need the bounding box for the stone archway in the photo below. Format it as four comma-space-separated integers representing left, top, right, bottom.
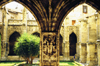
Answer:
59, 34, 63, 55
69, 32, 77, 56
32, 32, 40, 37
8, 31, 20, 55
0, 33, 1, 58
1, 0, 100, 65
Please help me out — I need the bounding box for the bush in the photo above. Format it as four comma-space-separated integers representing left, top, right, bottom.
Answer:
14, 33, 40, 64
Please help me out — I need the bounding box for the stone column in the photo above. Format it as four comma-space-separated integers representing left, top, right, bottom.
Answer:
22, 7, 27, 33
97, 42, 100, 66
63, 18, 70, 60
80, 43, 86, 63
76, 43, 80, 60
96, 12, 100, 66
97, 13, 100, 39
87, 43, 96, 66
64, 41, 70, 60
86, 15, 97, 66
79, 20, 87, 63
40, 32, 59, 66
1, 7, 8, 60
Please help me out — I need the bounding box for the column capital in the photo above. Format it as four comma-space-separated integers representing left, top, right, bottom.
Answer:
87, 42, 96, 44
96, 39, 100, 44
79, 19, 88, 23
81, 43, 86, 44
97, 11, 100, 14
97, 39, 100, 42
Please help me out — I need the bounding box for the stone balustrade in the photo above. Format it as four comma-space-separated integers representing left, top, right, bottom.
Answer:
27, 20, 38, 26
8, 19, 22, 25
8, 19, 38, 26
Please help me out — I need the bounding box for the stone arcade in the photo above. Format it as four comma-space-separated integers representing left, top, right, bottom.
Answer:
0, 0, 100, 66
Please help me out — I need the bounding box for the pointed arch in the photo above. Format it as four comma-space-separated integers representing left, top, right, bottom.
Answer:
0, 0, 42, 31
69, 32, 77, 56
59, 34, 63, 55
9, 31, 20, 55
0, 33, 1, 58
32, 32, 40, 37
58, 1, 100, 30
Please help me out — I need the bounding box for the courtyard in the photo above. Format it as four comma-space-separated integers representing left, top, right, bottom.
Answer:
0, 58, 83, 66
0, 0, 100, 66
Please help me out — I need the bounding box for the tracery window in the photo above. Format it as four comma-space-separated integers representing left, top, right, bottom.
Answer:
83, 5, 87, 13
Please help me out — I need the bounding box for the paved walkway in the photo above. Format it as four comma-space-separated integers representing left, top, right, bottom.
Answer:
33, 58, 83, 66
33, 58, 39, 63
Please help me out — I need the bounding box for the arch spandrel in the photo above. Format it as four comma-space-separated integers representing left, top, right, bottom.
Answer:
1, 0, 100, 32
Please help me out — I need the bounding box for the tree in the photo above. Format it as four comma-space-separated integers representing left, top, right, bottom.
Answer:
14, 33, 40, 64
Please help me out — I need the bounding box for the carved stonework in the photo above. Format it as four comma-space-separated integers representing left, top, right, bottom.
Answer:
41, 32, 59, 66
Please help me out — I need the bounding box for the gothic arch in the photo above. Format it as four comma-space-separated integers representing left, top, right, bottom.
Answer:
69, 32, 77, 56
8, 30, 21, 41
0, 33, 1, 57
58, 2, 100, 30
32, 32, 40, 37
8, 31, 20, 55
0, 0, 100, 32
0, 0, 41, 30
59, 34, 63, 55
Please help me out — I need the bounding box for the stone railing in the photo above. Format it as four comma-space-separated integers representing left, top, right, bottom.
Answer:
27, 20, 38, 26
8, 19, 22, 25
8, 19, 38, 26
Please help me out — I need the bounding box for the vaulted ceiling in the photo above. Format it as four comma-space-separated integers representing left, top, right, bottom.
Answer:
0, 0, 100, 32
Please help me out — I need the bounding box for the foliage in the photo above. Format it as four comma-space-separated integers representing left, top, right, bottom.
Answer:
14, 33, 40, 64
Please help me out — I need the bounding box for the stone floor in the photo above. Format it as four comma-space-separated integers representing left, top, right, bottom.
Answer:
33, 58, 39, 63
33, 58, 83, 66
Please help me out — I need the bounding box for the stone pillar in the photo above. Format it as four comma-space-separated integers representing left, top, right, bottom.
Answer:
64, 41, 70, 60
97, 42, 100, 66
22, 7, 27, 33
79, 20, 87, 63
1, 7, 8, 60
76, 43, 80, 60
40, 32, 59, 66
96, 12, 100, 66
80, 43, 86, 63
87, 43, 96, 66
97, 13, 100, 39
63, 18, 70, 60
86, 15, 97, 66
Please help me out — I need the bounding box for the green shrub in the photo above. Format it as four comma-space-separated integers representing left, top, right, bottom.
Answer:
14, 33, 40, 64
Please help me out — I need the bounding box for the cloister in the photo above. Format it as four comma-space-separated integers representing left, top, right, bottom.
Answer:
0, 0, 100, 66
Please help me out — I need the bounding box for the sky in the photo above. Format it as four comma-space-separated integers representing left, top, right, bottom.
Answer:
5, 1, 23, 9
5, 1, 35, 20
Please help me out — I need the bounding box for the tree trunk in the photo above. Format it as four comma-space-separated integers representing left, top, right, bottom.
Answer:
27, 58, 31, 64
30, 57, 33, 64
30, 56, 35, 64
26, 59, 28, 64
26, 58, 28, 64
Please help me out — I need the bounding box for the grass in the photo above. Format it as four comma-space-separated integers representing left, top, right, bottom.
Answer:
0, 61, 82, 66
59, 61, 82, 66
0, 61, 24, 66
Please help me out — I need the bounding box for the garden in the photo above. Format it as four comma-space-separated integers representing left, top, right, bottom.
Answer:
0, 33, 82, 66
0, 61, 82, 66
